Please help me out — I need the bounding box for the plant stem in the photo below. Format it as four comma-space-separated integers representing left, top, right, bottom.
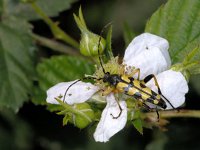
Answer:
32, 33, 80, 56
143, 109, 200, 119
30, 2, 79, 49
32, 33, 95, 62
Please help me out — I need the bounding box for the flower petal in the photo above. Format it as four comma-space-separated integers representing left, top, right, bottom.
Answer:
46, 81, 99, 105
93, 94, 127, 142
124, 46, 168, 79
124, 33, 171, 67
146, 70, 189, 109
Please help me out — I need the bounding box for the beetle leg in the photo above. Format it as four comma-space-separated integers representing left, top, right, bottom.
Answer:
110, 94, 123, 119
129, 68, 140, 80
143, 74, 175, 109
142, 103, 160, 121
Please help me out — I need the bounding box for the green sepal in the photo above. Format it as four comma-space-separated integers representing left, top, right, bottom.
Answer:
132, 110, 143, 135
47, 104, 64, 112
69, 103, 95, 129
63, 115, 70, 126
55, 99, 94, 129
73, 13, 87, 33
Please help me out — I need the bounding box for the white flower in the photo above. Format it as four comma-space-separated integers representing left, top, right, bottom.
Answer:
46, 82, 128, 142
123, 33, 188, 109
46, 32, 189, 142
46, 81, 99, 105
145, 70, 188, 109
124, 33, 171, 79
93, 94, 127, 142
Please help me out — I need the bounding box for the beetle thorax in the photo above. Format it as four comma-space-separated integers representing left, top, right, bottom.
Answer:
103, 73, 121, 86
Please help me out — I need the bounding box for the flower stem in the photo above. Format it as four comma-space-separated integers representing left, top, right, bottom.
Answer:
31, 33, 80, 55
30, 2, 79, 49
143, 109, 200, 119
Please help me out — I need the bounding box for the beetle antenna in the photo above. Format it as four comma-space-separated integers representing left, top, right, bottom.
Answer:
97, 22, 112, 74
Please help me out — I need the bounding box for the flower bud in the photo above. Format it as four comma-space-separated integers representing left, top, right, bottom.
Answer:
80, 31, 106, 56
74, 7, 106, 56
69, 103, 94, 129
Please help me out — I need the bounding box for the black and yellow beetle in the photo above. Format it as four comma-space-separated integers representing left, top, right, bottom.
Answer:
100, 70, 172, 118
63, 27, 175, 119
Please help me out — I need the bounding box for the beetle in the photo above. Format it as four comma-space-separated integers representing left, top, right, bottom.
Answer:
101, 70, 172, 118
63, 27, 175, 119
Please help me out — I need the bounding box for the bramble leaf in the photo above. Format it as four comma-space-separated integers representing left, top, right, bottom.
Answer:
145, 0, 200, 66
0, 16, 35, 111
3, 0, 77, 20
105, 25, 114, 60
37, 56, 94, 90
123, 22, 135, 47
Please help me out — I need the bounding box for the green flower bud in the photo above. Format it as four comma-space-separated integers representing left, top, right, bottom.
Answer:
70, 103, 94, 129
74, 6, 106, 56
80, 31, 106, 56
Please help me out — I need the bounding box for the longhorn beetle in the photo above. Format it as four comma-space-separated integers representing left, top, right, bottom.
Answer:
63, 25, 175, 119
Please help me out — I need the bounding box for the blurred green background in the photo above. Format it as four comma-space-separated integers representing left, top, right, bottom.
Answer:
1, 0, 200, 150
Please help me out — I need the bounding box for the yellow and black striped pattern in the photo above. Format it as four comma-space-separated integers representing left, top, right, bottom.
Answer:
115, 75, 163, 107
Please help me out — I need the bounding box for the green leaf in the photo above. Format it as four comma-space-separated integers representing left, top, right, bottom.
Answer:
123, 22, 135, 47
132, 110, 143, 134
3, 0, 77, 20
182, 47, 200, 75
105, 25, 114, 59
37, 55, 94, 91
183, 47, 200, 64
133, 118, 143, 135
0, 0, 3, 16
0, 16, 35, 111
31, 86, 47, 105
34, 56, 94, 105
145, 0, 200, 64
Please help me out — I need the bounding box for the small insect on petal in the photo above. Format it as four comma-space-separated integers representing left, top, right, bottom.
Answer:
46, 81, 99, 105
123, 33, 171, 68
93, 94, 127, 142
146, 70, 189, 109
125, 46, 168, 79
